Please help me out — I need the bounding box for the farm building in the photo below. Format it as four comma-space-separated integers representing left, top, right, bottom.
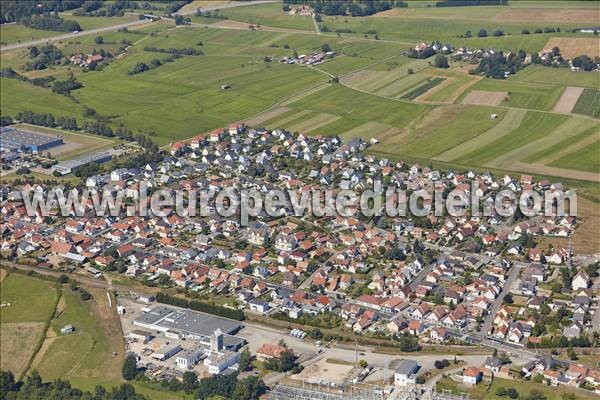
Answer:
0, 127, 64, 153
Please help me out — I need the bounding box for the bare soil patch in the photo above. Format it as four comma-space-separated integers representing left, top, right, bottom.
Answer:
244, 107, 290, 126
553, 86, 585, 114
290, 358, 354, 385
0, 269, 7, 282
0, 322, 44, 377
543, 38, 600, 59
462, 90, 507, 106
493, 9, 600, 24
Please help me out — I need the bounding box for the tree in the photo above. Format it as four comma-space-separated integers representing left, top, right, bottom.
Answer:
0, 370, 17, 399
239, 347, 252, 372
182, 371, 198, 393
29, 46, 39, 58
525, 389, 547, 400
478, 29, 488, 37
95, 35, 104, 44
359, 359, 368, 368
506, 388, 519, 399
521, 29, 530, 34
493, 29, 504, 37
496, 386, 507, 396
57, 274, 69, 284
434, 54, 449, 68
465, 30, 472, 38
233, 376, 266, 400
122, 354, 138, 380
321, 43, 332, 52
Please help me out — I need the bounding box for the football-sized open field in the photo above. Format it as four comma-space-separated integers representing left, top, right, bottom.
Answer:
0, 272, 59, 378
32, 286, 125, 390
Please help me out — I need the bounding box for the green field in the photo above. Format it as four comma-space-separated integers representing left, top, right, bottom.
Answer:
514, 65, 600, 89
384, 105, 506, 158
459, 111, 568, 166
462, 78, 564, 111
572, 88, 600, 118
0, 273, 58, 323
192, 2, 316, 31
0, 272, 59, 378
34, 287, 122, 389
550, 139, 600, 173
0, 15, 137, 45
401, 77, 445, 100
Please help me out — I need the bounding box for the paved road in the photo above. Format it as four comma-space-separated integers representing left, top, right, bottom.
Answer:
480, 262, 523, 336
0, 0, 277, 53
0, 19, 154, 53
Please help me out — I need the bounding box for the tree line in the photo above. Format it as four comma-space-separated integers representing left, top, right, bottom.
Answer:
155, 292, 245, 321
20, 14, 81, 33
128, 57, 177, 75
436, 0, 507, 6
13, 110, 159, 153
143, 46, 203, 56
0, 0, 84, 23
24, 44, 64, 71
0, 370, 148, 400
283, 0, 407, 17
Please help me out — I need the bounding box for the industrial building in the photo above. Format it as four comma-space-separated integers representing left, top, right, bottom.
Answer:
133, 306, 245, 351
52, 151, 112, 175
0, 127, 64, 153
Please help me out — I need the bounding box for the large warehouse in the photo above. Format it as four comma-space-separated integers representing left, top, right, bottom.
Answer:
133, 306, 246, 350
0, 127, 64, 153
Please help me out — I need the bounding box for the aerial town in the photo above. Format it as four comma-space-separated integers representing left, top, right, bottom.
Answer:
1, 123, 599, 400
0, 0, 599, 400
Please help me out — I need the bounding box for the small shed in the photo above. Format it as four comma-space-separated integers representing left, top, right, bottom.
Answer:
61, 324, 75, 334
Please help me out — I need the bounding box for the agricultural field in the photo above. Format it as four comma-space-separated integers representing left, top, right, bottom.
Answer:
550, 139, 600, 173
0, 14, 137, 46
191, 2, 316, 31
0, 272, 59, 378
460, 78, 564, 111
400, 77, 445, 100
572, 88, 600, 118
458, 111, 568, 166
513, 65, 600, 89
543, 37, 600, 59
